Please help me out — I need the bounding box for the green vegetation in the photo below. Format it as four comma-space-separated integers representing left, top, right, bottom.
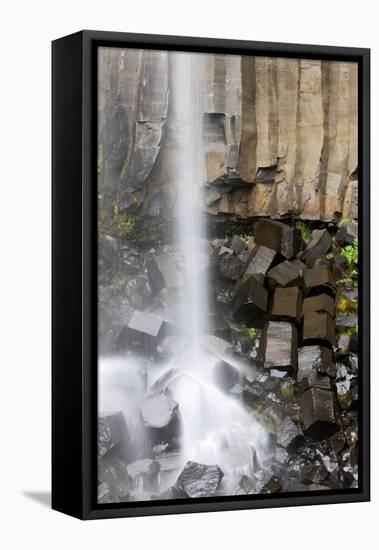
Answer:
239, 326, 257, 340
340, 238, 358, 271
338, 217, 358, 227
336, 295, 358, 317
338, 323, 358, 337
295, 220, 312, 243
112, 213, 135, 238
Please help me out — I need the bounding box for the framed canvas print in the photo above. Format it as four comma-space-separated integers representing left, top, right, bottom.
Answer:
52, 31, 370, 519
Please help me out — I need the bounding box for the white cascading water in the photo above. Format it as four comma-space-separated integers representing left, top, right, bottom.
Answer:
168, 51, 269, 478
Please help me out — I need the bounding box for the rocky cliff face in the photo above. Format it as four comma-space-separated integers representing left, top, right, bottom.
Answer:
98, 48, 358, 226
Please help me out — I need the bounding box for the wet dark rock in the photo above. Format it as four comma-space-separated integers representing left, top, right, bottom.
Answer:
232, 276, 268, 322
301, 229, 332, 268
147, 254, 181, 293
176, 461, 224, 498
98, 454, 131, 500
302, 294, 335, 317
268, 259, 305, 287
244, 245, 276, 279
99, 235, 121, 272
335, 222, 358, 246
125, 275, 153, 309
228, 235, 247, 256
218, 252, 246, 280
98, 412, 129, 453
288, 457, 329, 485
214, 278, 235, 305
328, 432, 346, 455
261, 476, 282, 493
233, 475, 259, 495
214, 360, 240, 392
259, 321, 298, 369
254, 219, 302, 259
300, 387, 340, 440
331, 255, 349, 279
98, 481, 120, 504
276, 417, 304, 452
303, 265, 337, 294
272, 286, 302, 319
303, 312, 336, 346
274, 446, 289, 466
98, 418, 112, 459
242, 385, 264, 407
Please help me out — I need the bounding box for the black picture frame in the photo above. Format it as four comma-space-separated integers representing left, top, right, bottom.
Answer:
52, 30, 370, 520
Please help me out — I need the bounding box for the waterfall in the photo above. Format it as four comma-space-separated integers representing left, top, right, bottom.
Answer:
169, 51, 269, 477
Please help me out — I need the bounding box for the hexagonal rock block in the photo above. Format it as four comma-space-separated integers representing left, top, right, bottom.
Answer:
335, 222, 358, 246
272, 286, 302, 319
218, 252, 246, 280
302, 294, 335, 317
300, 387, 340, 440
244, 245, 276, 278
297, 345, 333, 393
176, 461, 224, 498
254, 219, 302, 259
259, 321, 298, 369
303, 265, 337, 294
147, 254, 182, 293
268, 259, 305, 287
276, 417, 304, 452
301, 229, 332, 268
232, 276, 268, 323
119, 310, 168, 355
303, 312, 336, 346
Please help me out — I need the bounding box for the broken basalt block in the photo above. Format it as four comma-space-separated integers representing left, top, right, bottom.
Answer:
261, 476, 282, 494
218, 252, 246, 280
254, 219, 302, 259
98, 418, 112, 459
303, 265, 337, 294
141, 391, 181, 448
259, 321, 298, 369
97, 481, 120, 504
297, 345, 333, 392
302, 294, 335, 317
126, 310, 168, 355
268, 259, 305, 287
228, 235, 247, 256
244, 245, 276, 279
176, 461, 224, 498
213, 360, 240, 392
98, 412, 129, 455
147, 254, 181, 293
98, 454, 131, 501
301, 229, 332, 268
232, 276, 268, 323
335, 222, 358, 246
276, 417, 304, 452
141, 392, 178, 429
272, 286, 302, 319
303, 312, 336, 346
300, 387, 339, 440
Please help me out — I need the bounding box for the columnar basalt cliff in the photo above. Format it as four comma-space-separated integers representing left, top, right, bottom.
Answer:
98, 48, 358, 227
